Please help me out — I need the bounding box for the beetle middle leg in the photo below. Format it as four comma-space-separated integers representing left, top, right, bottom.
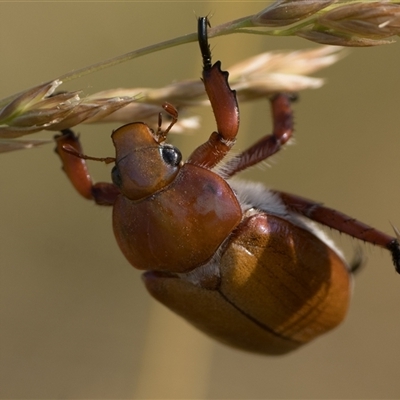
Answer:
221, 93, 295, 177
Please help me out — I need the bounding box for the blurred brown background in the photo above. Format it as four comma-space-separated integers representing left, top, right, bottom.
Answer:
1, 2, 399, 399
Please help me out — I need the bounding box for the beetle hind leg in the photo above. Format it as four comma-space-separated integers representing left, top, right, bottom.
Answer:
276, 190, 400, 273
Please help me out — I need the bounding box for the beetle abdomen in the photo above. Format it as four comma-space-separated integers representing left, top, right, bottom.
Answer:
143, 213, 351, 355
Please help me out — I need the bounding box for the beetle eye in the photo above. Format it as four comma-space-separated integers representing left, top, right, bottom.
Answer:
161, 145, 182, 167
111, 165, 122, 187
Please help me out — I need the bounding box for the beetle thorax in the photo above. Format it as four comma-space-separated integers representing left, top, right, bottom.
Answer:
112, 163, 242, 273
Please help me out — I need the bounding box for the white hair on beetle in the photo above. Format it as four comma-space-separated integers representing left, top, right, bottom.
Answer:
228, 179, 346, 262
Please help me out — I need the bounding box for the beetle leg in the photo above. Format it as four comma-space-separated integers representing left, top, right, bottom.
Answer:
54, 129, 120, 206
222, 94, 294, 177
276, 190, 400, 273
187, 17, 239, 169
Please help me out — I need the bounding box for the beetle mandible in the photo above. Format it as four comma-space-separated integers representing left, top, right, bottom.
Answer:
55, 17, 400, 355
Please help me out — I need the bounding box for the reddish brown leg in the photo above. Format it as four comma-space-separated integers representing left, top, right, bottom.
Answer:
222, 94, 294, 177
276, 190, 400, 272
187, 17, 239, 169
54, 129, 120, 206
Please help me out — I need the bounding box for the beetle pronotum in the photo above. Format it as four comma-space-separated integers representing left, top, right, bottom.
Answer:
55, 17, 400, 355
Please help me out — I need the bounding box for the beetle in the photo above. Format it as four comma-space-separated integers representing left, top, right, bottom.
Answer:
54, 17, 400, 355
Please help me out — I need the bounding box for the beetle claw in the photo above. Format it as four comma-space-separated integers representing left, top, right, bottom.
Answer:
389, 240, 400, 274
388, 223, 400, 273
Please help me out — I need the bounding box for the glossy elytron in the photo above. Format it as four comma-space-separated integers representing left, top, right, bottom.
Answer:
55, 17, 400, 355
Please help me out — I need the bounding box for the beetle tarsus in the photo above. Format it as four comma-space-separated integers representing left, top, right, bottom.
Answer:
198, 16, 212, 70
54, 129, 77, 153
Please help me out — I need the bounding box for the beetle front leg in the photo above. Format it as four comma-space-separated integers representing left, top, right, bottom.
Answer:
276, 190, 400, 272
187, 17, 239, 169
54, 129, 120, 206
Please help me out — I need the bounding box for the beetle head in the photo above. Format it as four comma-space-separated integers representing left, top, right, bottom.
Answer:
111, 122, 182, 201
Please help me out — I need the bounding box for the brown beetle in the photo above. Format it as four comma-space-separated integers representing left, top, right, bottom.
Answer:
55, 17, 400, 355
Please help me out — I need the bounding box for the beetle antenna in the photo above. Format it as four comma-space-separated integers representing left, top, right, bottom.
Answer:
62, 144, 115, 164
155, 102, 178, 142
198, 16, 212, 70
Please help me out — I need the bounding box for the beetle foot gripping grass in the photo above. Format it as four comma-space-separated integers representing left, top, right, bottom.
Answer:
55, 17, 400, 355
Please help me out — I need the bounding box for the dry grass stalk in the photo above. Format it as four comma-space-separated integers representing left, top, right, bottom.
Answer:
1, 1, 398, 153
0, 46, 344, 153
